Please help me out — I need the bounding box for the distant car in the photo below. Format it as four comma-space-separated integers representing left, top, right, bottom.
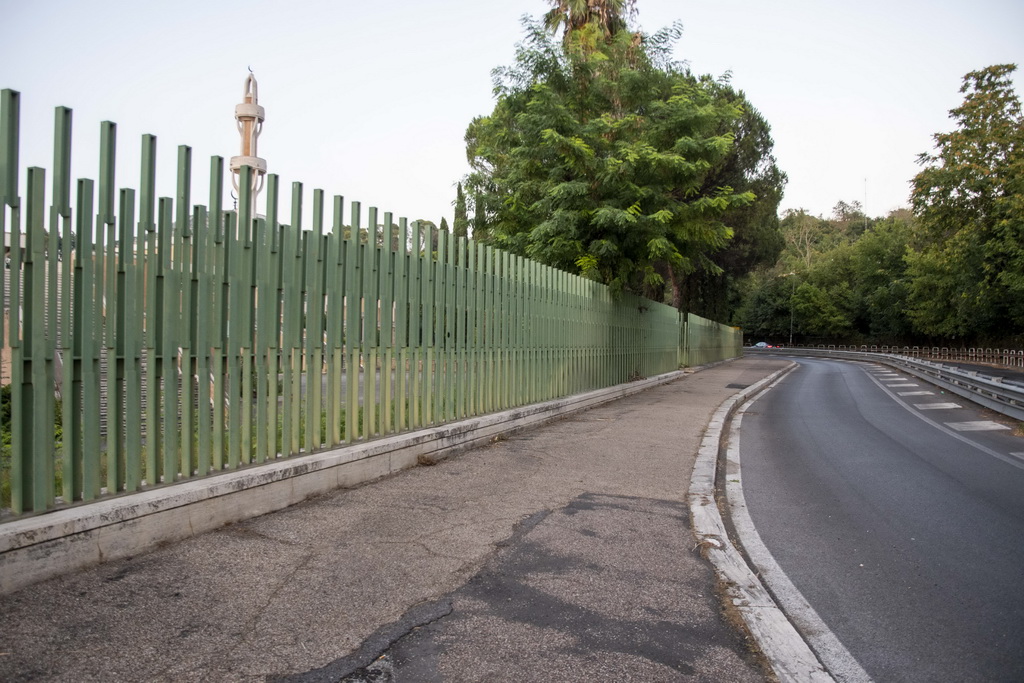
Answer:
754, 341, 771, 348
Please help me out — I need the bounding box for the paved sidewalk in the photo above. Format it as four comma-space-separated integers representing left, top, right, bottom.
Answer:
0, 357, 790, 683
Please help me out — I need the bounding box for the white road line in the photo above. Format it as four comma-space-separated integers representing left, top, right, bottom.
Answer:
725, 388, 872, 683
885, 383, 918, 388
1011, 453, 1024, 461
690, 364, 841, 682
898, 391, 934, 396
914, 403, 961, 410
865, 367, 1024, 472
944, 421, 1011, 432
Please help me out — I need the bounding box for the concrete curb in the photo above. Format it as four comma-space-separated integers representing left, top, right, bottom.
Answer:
725, 375, 872, 683
688, 362, 836, 682
1, 367, 697, 595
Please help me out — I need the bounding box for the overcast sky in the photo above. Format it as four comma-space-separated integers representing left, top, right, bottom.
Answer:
1, 0, 1022, 230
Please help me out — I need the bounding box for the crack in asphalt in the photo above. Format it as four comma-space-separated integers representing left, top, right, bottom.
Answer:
268, 509, 555, 683
268, 598, 455, 683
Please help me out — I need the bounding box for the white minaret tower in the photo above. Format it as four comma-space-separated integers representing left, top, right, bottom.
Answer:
230, 73, 266, 213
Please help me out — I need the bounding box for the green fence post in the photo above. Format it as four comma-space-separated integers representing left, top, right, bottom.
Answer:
422, 223, 434, 425
283, 182, 302, 455
193, 203, 211, 477
364, 207, 379, 438
120, 188, 141, 491
158, 197, 179, 483
380, 212, 395, 435
208, 157, 226, 472
17, 167, 53, 510
409, 221, 423, 429
175, 145, 192, 478
325, 195, 343, 446
395, 217, 409, 432
344, 201, 361, 442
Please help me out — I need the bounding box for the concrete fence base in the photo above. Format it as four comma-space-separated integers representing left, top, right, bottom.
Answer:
0, 369, 693, 595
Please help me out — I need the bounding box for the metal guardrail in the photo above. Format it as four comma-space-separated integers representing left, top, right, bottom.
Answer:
748, 347, 1024, 422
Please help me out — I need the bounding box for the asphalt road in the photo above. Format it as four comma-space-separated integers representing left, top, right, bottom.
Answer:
735, 357, 1024, 682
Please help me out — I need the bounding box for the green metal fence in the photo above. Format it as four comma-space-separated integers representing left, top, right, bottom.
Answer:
683, 312, 743, 367
0, 89, 741, 516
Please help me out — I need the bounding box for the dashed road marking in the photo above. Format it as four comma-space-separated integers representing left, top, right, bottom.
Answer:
898, 391, 934, 396
944, 421, 1011, 432
914, 402, 962, 410
886, 383, 919, 388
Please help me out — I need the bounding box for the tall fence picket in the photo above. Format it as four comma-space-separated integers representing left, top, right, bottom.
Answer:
0, 89, 742, 517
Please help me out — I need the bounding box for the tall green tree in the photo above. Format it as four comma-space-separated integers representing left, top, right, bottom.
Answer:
908, 63, 1024, 340
675, 84, 786, 318
453, 183, 469, 238
465, 8, 760, 300
543, 0, 636, 40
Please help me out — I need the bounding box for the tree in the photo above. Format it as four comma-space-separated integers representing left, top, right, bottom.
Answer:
453, 183, 469, 238
778, 209, 839, 271
472, 193, 488, 241
847, 214, 914, 340
465, 10, 758, 300
414, 219, 439, 254
675, 85, 787, 318
831, 199, 872, 238
908, 64, 1024, 340
543, 0, 636, 42
739, 209, 917, 344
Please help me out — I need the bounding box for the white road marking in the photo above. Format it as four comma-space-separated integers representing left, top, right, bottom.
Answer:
1011, 453, 1024, 461
885, 383, 918, 388
723, 387, 873, 683
690, 364, 844, 682
944, 421, 1011, 432
898, 391, 934, 396
914, 403, 962, 410
864, 365, 1024, 472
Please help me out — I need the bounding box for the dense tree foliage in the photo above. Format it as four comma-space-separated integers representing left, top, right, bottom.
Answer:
906, 64, 1024, 339
464, 2, 784, 306
673, 84, 787, 319
740, 64, 1023, 348
738, 208, 915, 344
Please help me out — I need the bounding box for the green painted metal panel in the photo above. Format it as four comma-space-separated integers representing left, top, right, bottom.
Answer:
368, 205, 385, 438
20, 168, 53, 510
431, 227, 444, 424
193, 203, 211, 478
224, 207, 241, 470
283, 182, 303, 456
395, 218, 409, 432
379, 212, 395, 435
304, 188, 324, 452
175, 146, 193, 478
325, 195, 343, 447
159, 197, 178, 484
68, 177, 91, 503
344, 201, 361, 443
0, 89, 19, 208
408, 221, 422, 429
423, 224, 434, 424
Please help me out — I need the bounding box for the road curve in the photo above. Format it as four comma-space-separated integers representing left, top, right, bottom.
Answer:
734, 357, 1024, 683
